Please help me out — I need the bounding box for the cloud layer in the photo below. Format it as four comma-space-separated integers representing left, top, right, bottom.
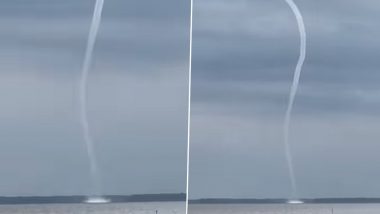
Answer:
0, 0, 190, 196
189, 0, 380, 199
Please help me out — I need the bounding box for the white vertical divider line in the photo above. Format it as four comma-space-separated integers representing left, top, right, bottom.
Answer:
185, 0, 194, 212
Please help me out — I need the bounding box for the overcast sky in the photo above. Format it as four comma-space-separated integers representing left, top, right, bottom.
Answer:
2, 0, 380, 201
0, 0, 190, 196
189, 0, 380, 199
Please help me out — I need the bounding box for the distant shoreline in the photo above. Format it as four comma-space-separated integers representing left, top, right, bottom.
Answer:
2, 195, 380, 205
0, 193, 185, 205
189, 198, 380, 204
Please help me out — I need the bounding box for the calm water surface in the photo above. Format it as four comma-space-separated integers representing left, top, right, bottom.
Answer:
188, 204, 380, 214
0, 202, 184, 214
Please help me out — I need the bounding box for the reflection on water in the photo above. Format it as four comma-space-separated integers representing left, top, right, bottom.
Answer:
189, 204, 380, 214
0, 202, 184, 214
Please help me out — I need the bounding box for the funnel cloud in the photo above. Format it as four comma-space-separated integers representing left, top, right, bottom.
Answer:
282, 0, 306, 200
79, 0, 105, 197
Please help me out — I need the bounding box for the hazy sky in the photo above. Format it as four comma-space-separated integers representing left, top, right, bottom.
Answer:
0, 0, 190, 196
189, 0, 380, 199
2, 0, 380, 200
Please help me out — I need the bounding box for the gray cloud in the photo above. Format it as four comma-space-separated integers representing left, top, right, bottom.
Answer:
0, 0, 189, 196
189, 0, 380, 199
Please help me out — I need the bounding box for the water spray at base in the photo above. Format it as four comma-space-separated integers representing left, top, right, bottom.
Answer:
283, 0, 306, 200
80, 0, 105, 198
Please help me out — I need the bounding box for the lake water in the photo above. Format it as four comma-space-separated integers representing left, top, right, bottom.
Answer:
0, 202, 185, 214
188, 204, 380, 214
